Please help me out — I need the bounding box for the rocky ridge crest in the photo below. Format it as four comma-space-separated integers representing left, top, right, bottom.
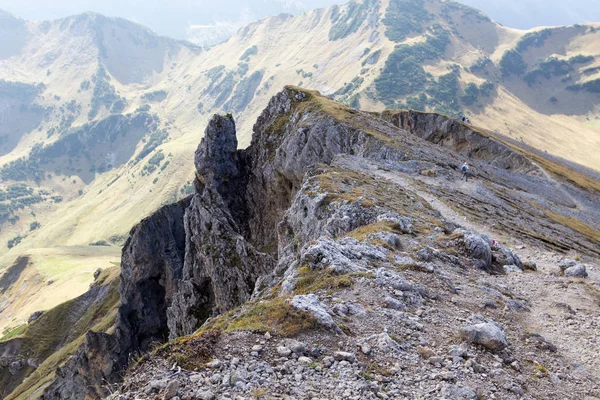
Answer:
39, 87, 600, 399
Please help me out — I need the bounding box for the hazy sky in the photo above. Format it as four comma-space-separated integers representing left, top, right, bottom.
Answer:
0, 0, 599, 40
0, 0, 344, 39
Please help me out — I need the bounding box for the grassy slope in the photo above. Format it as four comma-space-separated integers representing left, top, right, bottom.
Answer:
1, 266, 120, 400
0, 246, 119, 333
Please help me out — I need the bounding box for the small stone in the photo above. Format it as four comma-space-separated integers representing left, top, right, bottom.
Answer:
251, 345, 264, 353
210, 374, 222, 384
311, 346, 326, 357
558, 259, 577, 271
428, 356, 444, 365
277, 346, 292, 357
323, 356, 335, 368
360, 344, 372, 355
441, 371, 456, 381
384, 297, 406, 310
482, 299, 497, 309
282, 339, 307, 355
332, 303, 349, 316
448, 344, 468, 359
298, 356, 312, 364
264, 332, 272, 340
206, 359, 222, 368
196, 391, 216, 400
334, 351, 356, 363
523, 261, 537, 271
163, 380, 179, 400
511, 361, 521, 371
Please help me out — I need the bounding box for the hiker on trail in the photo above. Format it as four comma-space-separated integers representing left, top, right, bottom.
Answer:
461, 162, 470, 181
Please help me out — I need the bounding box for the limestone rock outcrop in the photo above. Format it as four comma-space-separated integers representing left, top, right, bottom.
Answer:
40, 87, 600, 399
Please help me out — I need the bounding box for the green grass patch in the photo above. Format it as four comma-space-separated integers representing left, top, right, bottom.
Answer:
295, 266, 354, 295
203, 297, 318, 337
0, 324, 26, 341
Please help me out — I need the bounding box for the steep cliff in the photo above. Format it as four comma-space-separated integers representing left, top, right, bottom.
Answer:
15, 87, 600, 399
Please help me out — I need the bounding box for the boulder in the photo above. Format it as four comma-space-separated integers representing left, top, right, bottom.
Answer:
333, 351, 356, 363
564, 264, 587, 278
289, 294, 339, 331
277, 346, 292, 357
463, 233, 492, 271
460, 316, 508, 351
493, 246, 523, 270
376, 213, 413, 234
282, 339, 307, 355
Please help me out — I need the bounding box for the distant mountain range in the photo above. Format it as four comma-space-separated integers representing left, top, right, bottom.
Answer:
0, 0, 599, 45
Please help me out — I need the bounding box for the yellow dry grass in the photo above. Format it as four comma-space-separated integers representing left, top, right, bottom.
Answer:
0, 246, 120, 334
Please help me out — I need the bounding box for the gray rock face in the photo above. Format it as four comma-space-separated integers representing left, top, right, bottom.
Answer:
460, 316, 508, 351
118, 199, 190, 351
44, 88, 379, 396
194, 115, 240, 193
27, 310, 43, 323
382, 110, 539, 174
168, 113, 276, 335
43, 86, 593, 399
42, 332, 121, 399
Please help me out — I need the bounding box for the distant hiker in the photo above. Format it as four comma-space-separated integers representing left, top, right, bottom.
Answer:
461, 162, 470, 181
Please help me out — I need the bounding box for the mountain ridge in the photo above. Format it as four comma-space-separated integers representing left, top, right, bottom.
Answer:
4, 86, 600, 399
0, 0, 599, 374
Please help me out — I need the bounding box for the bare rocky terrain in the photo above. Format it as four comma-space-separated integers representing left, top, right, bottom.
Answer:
4, 87, 594, 400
